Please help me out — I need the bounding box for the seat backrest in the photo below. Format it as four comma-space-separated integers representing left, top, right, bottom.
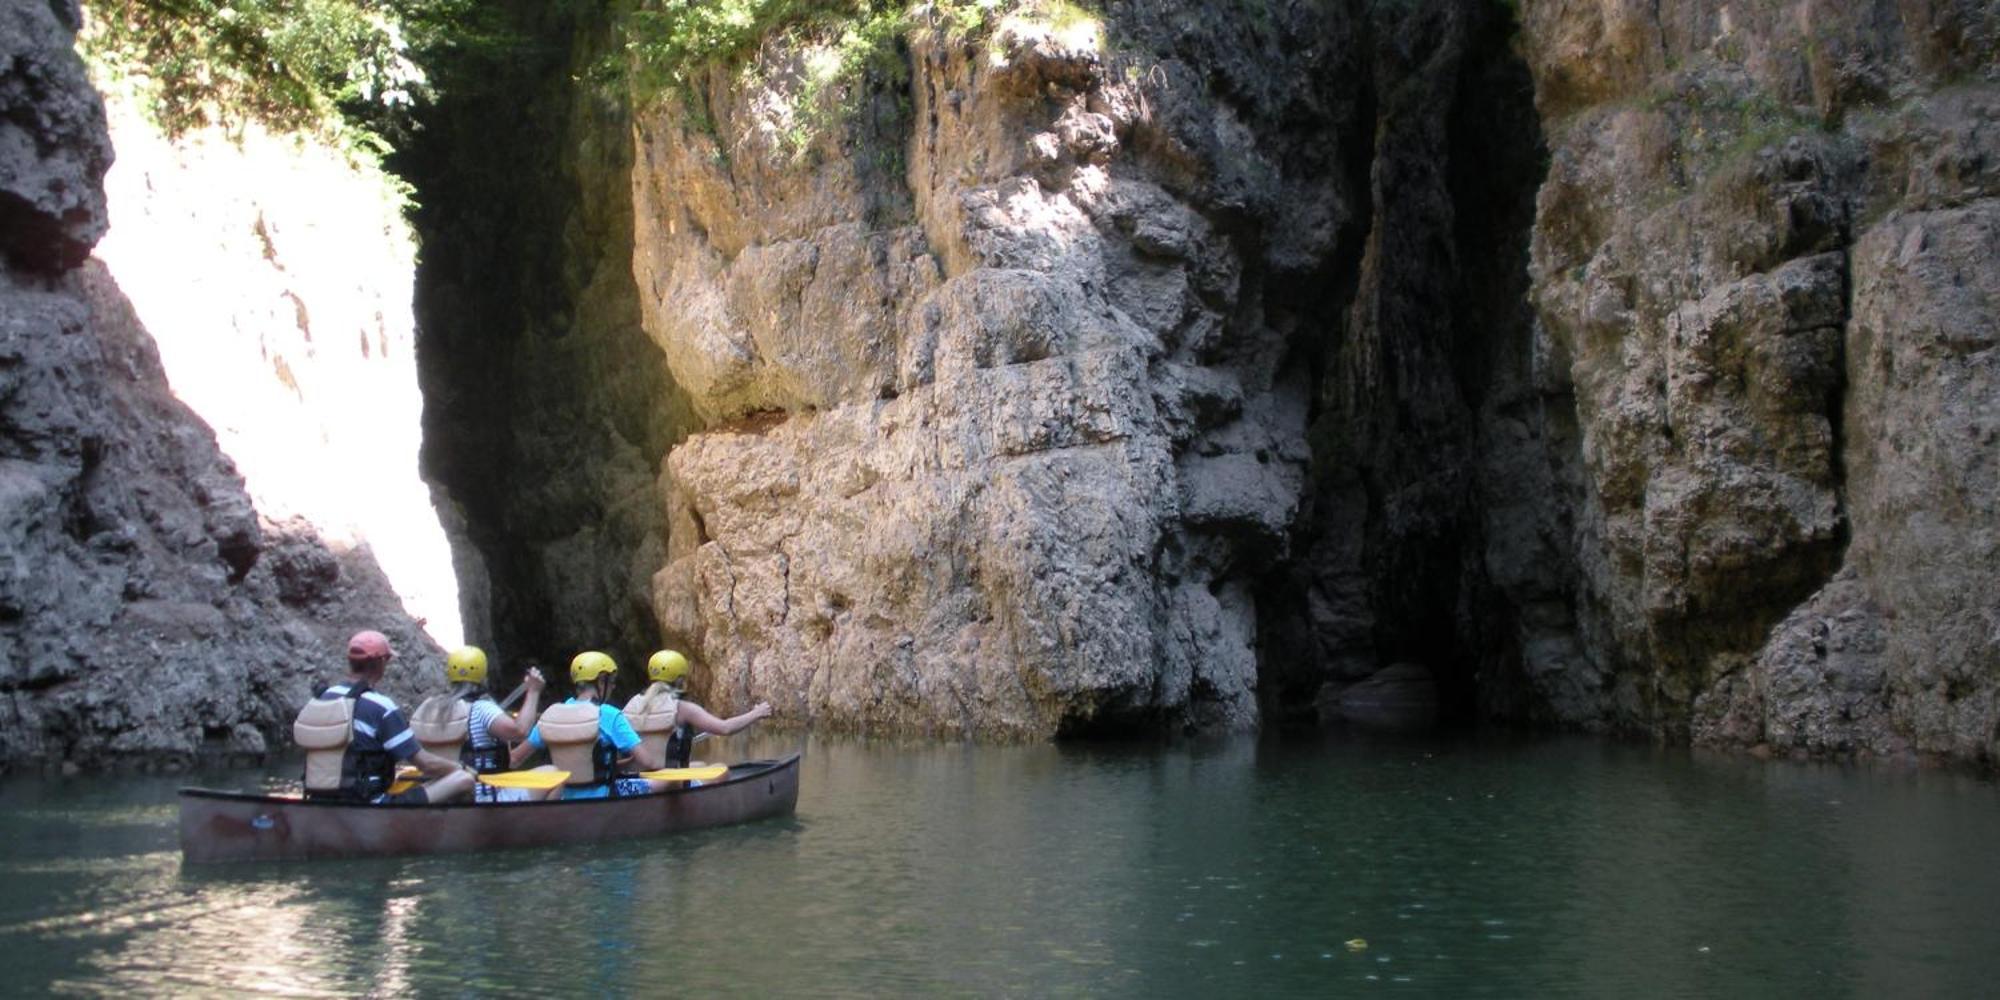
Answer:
624, 688, 679, 763
411, 696, 471, 760
538, 702, 603, 785
294, 696, 354, 792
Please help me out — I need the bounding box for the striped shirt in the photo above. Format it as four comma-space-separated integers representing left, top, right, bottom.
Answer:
468, 698, 502, 749
319, 683, 419, 761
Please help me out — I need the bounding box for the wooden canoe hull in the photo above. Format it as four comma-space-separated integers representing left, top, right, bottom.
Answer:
178, 754, 801, 864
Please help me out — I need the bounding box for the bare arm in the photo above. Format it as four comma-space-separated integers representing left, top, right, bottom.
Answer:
485, 668, 547, 742
677, 700, 772, 737
411, 747, 466, 779
625, 739, 665, 772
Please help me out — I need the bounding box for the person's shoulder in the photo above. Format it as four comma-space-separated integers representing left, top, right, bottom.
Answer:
469, 698, 501, 719
359, 690, 400, 713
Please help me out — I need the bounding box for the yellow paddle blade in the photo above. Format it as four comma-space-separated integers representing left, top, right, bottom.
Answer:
387, 780, 418, 795
636, 765, 728, 782
476, 770, 572, 790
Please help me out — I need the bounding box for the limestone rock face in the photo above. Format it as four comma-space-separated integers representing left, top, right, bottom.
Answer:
1520, 0, 2000, 758
0, 2, 437, 769
404, 0, 2000, 762
639, 13, 1325, 734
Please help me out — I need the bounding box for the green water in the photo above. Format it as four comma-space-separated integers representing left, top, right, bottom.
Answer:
1, 731, 1995, 997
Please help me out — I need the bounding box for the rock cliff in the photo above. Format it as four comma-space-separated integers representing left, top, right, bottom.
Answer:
0, 0, 439, 770
405, 0, 1998, 762
1517, 0, 1999, 759
14, 0, 1994, 766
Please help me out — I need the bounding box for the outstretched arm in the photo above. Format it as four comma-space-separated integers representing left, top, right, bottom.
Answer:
677, 700, 772, 737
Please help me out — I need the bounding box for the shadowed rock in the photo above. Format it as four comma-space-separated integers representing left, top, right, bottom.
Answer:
1319, 663, 1441, 732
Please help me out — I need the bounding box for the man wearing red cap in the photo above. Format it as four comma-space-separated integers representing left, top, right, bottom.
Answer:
301, 630, 475, 804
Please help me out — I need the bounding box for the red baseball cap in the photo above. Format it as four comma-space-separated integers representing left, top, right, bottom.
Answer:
346, 630, 394, 663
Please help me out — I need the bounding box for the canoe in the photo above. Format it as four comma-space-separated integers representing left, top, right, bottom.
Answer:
178, 753, 801, 864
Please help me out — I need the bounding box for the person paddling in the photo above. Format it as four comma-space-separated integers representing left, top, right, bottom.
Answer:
515, 652, 670, 799
412, 646, 547, 803
293, 630, 474, 804
625, 650, 772, 768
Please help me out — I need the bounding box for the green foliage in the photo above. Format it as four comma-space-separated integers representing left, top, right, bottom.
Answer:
1652, 78, 1824, 167
618, 0, 1095, 162
1633, 74, 1828, 212
84, 0, 441, 138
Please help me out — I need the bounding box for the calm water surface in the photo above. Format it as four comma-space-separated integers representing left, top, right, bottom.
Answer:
1, 731, 1996, 997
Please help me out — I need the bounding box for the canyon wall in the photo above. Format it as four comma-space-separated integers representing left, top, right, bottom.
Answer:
407, 0, 1998, 761
628, 0, 1553, 737
0, 0, 440, 769
1517, 0, 1999, 758
618, 0, 1996, 758
14, 0, 1985, 764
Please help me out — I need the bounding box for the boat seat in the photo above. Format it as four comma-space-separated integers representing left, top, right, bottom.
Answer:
411, 696, 471, 761
293, 697, 354, 793
538, 702, 603, 785
624, 687, 680, 764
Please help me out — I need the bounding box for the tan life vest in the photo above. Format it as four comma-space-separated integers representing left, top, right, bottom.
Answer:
293, 696, 356, 793
624, 684, 680, 764
538, 701, 606, 786
411, 696, 471, 761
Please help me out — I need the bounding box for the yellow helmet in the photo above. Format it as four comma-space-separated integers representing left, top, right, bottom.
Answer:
445, 646, 488, 684
647, 649, 689, 684
569, 650, 618, 685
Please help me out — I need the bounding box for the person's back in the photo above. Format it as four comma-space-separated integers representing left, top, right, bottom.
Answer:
295, 630, 473, 804
625, 682, 682, 767
296, 681, 399, 801
524, 652, 668, 799
631, 649, 773, 768
413, 646, 546, 802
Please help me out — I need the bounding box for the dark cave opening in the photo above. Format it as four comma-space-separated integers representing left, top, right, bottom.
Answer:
1257, 0, 1550, 736
392, 1, 689, 686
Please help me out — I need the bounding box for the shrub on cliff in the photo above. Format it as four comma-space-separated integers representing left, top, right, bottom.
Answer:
618, 0, 1097, 159
82, 0, 441, 139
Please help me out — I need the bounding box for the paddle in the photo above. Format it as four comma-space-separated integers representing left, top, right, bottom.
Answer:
498, 662, 552, 713
498, 682, 528, 712
476, 770, 573, 790
637, 765, 728, 782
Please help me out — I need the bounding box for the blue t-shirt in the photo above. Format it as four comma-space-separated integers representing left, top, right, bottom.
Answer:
320, 683, 419, 761
527, 699, 643, 800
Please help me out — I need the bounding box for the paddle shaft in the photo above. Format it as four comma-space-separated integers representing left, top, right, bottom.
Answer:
498, 679, 528, 712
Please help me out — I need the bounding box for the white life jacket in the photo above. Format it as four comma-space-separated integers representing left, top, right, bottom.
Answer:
538, 701, 609, 787
411, 696, 471, 762
624, 684, 680, 765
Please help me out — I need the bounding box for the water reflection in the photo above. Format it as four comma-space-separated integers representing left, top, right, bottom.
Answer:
1, 732, 1996, 995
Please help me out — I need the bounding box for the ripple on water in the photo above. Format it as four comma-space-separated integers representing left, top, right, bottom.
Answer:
1, 733, 1999, 996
